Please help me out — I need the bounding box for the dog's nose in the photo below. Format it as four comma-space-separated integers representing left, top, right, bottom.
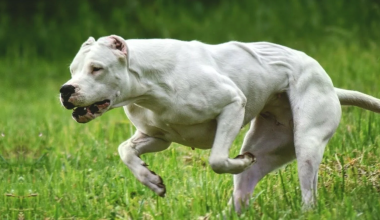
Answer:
60, 85, 76, 97
60, 84, 76, 109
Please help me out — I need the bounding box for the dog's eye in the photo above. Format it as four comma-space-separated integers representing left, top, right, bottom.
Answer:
92, 67, 103, 73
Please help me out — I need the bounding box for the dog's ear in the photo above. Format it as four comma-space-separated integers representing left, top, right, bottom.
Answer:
109, 35, 127, 55
82, 37, 95, 47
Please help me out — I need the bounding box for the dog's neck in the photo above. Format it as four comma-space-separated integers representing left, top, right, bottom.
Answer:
126, 39, 184, 77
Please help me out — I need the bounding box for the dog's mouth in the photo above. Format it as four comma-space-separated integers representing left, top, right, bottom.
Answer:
71, 99, 111, 123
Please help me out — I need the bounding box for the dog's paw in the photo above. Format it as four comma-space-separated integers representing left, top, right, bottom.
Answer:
148, 169, 166, 197
140, 165, 166, 197
234, 152, 256, 165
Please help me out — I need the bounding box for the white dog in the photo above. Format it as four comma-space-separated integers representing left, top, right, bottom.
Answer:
60, 35, 380, 213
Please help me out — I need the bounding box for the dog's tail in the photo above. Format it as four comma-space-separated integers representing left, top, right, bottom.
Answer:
335, 88, 380, 113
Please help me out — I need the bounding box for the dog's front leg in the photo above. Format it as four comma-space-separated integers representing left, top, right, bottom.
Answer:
118, 130, 171, 197
209, 100, 256, 174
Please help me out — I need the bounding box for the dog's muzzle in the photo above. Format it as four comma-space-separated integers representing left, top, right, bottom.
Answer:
60, 84, 111, 123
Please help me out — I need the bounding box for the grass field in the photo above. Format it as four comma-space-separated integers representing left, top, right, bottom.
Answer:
1, 1, 380, 219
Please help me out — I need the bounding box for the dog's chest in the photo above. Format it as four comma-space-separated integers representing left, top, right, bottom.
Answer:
124, 104, 217, 149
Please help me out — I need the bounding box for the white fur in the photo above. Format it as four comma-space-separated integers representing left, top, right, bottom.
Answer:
61, 35, 380, 213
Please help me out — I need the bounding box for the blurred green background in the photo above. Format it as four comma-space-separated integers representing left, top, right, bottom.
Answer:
2, 0, 380, 60
1, 0, 380, 219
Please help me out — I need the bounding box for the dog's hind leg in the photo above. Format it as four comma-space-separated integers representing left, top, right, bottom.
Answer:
293, 118, 340, 210
288, 66, 342, 209
118, 130, 171, 197
233, 115, 295, 213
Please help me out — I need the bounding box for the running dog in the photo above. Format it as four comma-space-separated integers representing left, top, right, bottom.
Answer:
60, 35, 380, 212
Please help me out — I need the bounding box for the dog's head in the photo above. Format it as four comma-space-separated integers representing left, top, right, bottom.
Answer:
60, 35, 131, 123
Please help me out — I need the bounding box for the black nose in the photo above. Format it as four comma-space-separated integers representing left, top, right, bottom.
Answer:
60, 85, 76, 97
60, 84, 76, 109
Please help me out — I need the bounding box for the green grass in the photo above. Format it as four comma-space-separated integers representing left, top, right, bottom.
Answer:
1, 0, 380, 219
